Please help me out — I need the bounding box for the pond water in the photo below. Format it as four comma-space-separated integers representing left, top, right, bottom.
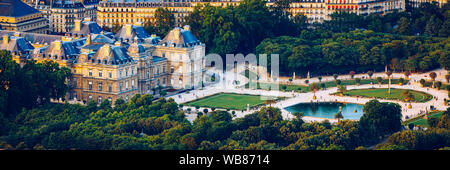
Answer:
284, 102, 364, 120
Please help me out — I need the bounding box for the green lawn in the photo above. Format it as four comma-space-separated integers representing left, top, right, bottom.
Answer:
342, 88, 433, 103
241, 78, 409, 93
185, 93, 272, 110
321, 79, 409, 88
403, 111, 443, 127
244, 82, 310, 92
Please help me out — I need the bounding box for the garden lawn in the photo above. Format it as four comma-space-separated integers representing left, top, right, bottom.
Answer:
242, 78, 408, 93
244, 82, 310, 92
403, 111, 443, 127
186, 93, 269, 110
342, 88, 432, 102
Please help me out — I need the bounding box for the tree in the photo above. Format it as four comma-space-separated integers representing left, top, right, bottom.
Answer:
436, 81, 442, 90
318, 76, 322, 82
144, 8, 175, 36
420, 79, 426, 87
386, 70, 392, 94
396, 17, 412, 35
187, 108, 192, 114
333, 74, 339, 80
159, 90, 167, 97
281, 85, 287, 91
334, 112, 343, 122
401, 90, 415, 102
99, 99, 112, 110
360, 100, 402, 142
355, 78, 361, 86
429, 72, 437, 88
376, 77, 383, 85
349, 71, 356, 79
446, 75, 450, 83
337, 85, 347, 95
310, 83, 319, 99
404, 71, 411, 79
439, 50, 450, 70
367, 71, 374, 79
399, 78, 405, 85
195, 106, 200, 112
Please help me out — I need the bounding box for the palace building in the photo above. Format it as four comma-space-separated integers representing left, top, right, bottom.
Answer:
0, 0, 49, 34
407, 0, 447, 8
22, 0, 101, 34
96, 0, 405, 27
0, 20, 206, 104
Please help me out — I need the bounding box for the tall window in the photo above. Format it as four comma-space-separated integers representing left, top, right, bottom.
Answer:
99, 70, 102, 77
89, 69, 92, 77
108, 84, 112, 92
132, 80, 135, 89
109, 72, 112, 78
88, 81, 92, 90
98, 83, 102, 91
120, 83, 123, 91
125, 82, 129, 90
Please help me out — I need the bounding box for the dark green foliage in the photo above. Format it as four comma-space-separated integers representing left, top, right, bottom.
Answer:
184, 0, 306, 57
143, 8, 175, 36
0, 50, 71, 118
360, 100, 402, 143
256, 30, 447, 75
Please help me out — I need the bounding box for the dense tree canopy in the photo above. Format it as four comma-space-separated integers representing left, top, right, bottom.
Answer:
184, 0, 307, 58
144, 8, 176, 36
0, 50, 71, 118
256, 30, 448, 76
316, 3, 449, 37
2, 94, 432, 150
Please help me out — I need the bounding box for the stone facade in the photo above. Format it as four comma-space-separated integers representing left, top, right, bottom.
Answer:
0, 0, 49, 34
96, 0, 404, 28
0, 21, 205, 105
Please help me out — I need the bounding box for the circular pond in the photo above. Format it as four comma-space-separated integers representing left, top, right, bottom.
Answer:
284, 102, 364, 120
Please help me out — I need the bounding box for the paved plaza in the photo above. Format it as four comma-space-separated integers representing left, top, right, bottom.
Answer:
169, 67, 449, 123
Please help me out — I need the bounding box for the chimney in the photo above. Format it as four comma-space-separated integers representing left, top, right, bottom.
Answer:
3, 35, 9, 45
173, 28, 180, 41
54, 40, 62, 51
74, 19, 81, 32
114, 40, 121, 47
86, 34, 91, 45
104, 44, 111, 56
125, 24, 133, 36
183, 25, 190, 31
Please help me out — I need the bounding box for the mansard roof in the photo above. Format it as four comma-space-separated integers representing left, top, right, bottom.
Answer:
0, 36, 34, 53
91, 34, 115, 44
0, 30, 62, 45
0, 0, 40, 17
52, 0, 84, 8
128, 42, 146, 54
87, 44, 135, 65
114, 24, 151, 43
158, 26, 201, 48
72, 21, 108, 36
42, 40, 79, 58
